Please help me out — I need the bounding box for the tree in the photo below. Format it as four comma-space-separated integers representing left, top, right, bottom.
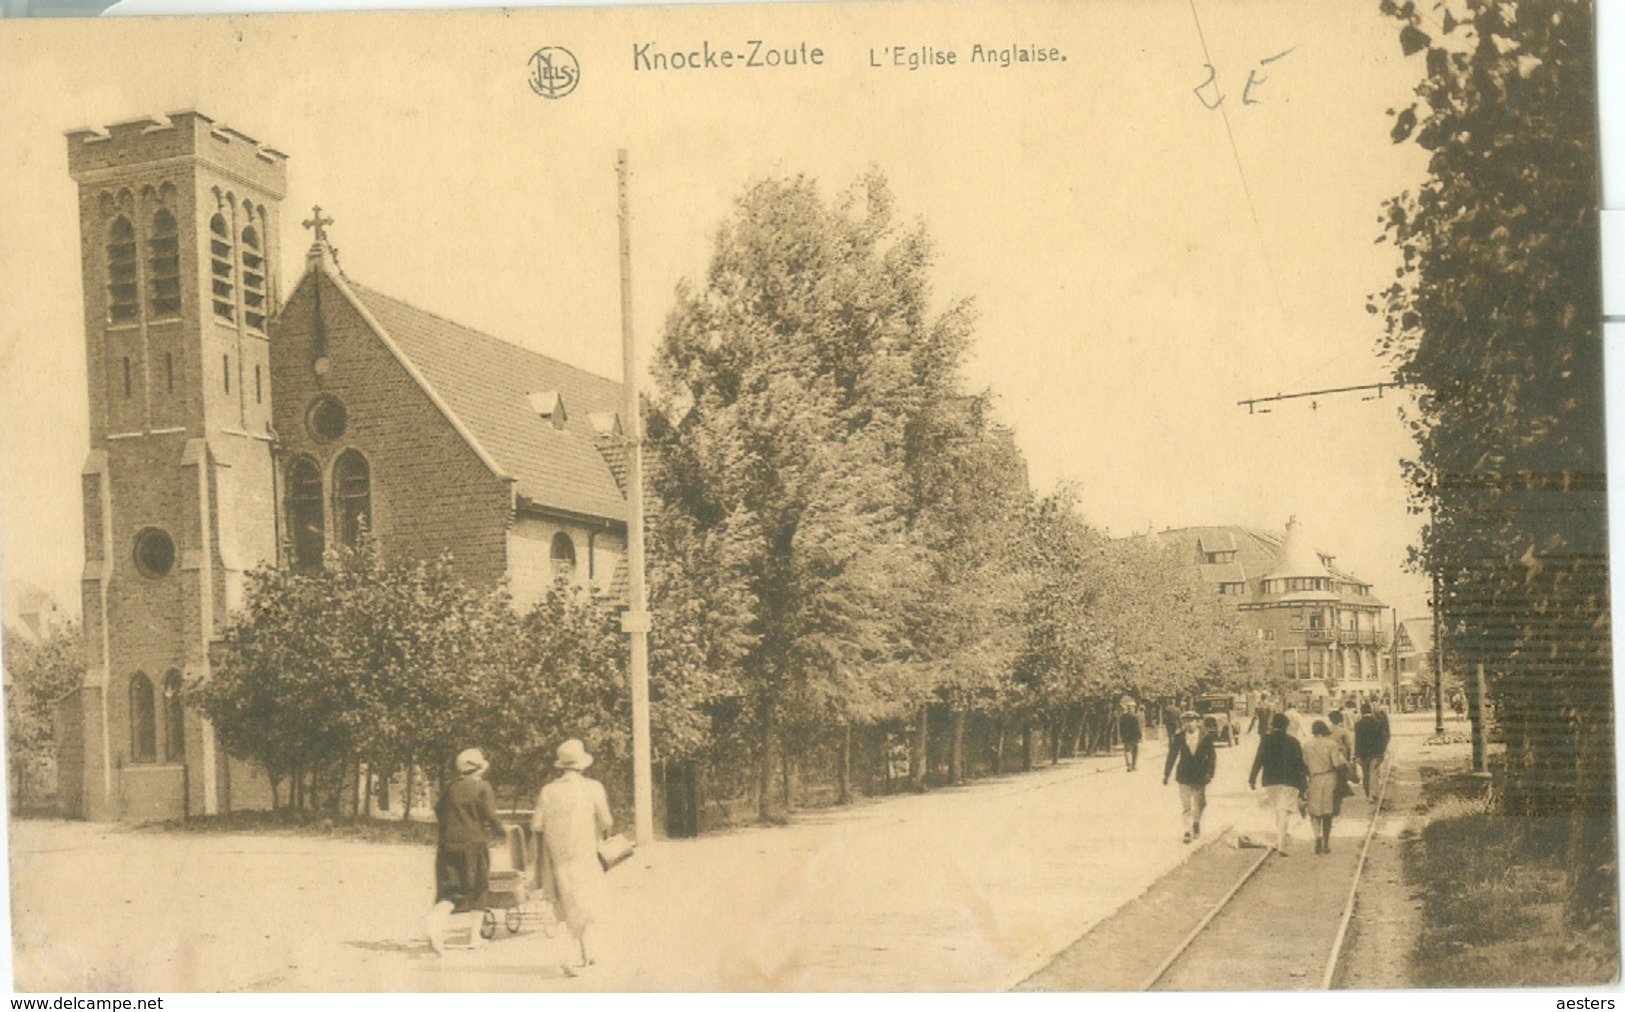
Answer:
199, 531, 657, 819
898, 396, 1033, 784
2, 622, 83, 811
1372, 0, 1611, 921
650, 172, 962, 816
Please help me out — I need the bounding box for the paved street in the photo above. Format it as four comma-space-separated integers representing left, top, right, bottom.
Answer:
12, 733, 1271, 992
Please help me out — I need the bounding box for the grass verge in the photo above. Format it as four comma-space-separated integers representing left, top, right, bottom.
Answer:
1407, 771, 1619, 987
138, 808, 442, 846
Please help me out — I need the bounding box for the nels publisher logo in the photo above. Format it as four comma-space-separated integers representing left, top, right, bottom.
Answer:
528, 47, 580, 99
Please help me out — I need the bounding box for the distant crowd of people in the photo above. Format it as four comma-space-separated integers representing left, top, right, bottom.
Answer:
1117, 693, 1392, 855
426, 739, 614, 975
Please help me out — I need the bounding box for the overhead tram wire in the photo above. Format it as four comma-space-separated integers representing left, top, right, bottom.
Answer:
1238, 379, 1405, 414
1186, 0, 1287, 325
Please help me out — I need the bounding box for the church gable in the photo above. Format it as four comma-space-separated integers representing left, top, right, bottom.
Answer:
269, 265, 515, 583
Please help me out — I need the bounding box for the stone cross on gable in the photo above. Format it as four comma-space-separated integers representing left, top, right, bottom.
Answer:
302, 206, 334, 244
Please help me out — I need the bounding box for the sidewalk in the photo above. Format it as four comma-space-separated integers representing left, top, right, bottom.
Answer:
12, 735, 1265, 992
1022, 712, 1440, 991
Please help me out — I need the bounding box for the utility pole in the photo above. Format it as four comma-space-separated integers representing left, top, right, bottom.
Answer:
1432, 570, 1445, 736
617, 150, 654, 845
1390, 606, 1400, 709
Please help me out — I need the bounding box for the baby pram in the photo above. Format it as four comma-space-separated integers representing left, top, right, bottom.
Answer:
477, 824, 558, 940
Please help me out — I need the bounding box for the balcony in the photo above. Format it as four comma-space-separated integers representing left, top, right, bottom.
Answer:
1302, 628, 1392, 646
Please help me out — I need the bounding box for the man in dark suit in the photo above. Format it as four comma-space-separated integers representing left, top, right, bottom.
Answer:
1119, 698, 1143, 772
1354, 704, 1386, 797
1164, 710, 1218, 843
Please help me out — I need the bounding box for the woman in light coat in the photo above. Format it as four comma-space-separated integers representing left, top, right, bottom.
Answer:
532, 739, 613, 975
1301, 720, 1345, 854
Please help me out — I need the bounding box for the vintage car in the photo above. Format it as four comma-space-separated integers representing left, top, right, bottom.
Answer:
1194, 694, 1238, 746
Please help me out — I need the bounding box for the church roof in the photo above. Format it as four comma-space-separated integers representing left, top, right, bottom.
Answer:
343, 280, 629, 523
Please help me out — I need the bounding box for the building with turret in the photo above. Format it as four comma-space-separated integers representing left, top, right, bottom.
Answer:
1158, 520, 1394, 703
56, 112, 629, 821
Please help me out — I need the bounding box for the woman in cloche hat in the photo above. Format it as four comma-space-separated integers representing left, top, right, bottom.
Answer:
426, 748, 508, 954
531, 738, 614, 976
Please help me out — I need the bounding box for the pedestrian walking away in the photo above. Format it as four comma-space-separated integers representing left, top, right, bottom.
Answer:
427, 747, 508, 954
1301, 721, 1348, 855
533, 738, 614, 977
1326, 709, 1359, 814
1163, 710, 1217, 843
1119, 698, 1143, 772
1246, 692, 1274, 738
1354, 703, 1386, 798
1248, 713, 1308, 855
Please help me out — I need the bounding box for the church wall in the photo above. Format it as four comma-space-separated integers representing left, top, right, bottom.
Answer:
52, 689, 88, 819
270, 272, 513, 588
507, 516, 624, 612
225, 754, 275, 811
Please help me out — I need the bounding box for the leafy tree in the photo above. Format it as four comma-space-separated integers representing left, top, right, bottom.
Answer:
202, 528, 656, 819
650, 172, 963, 816
898, 396, 1033, 783
1372, 0, 1611, 921
2, 621, 83, 810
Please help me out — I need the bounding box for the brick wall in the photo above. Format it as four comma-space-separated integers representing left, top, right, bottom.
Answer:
118, 764, 186, 822
270, 269, 514, 588
69, 113, 286, 820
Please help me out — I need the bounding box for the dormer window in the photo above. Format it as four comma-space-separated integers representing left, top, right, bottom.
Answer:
147, 209, 180, 318
210, 213, 234, 323
107, 217, 138, 324
529, 391, 567, 429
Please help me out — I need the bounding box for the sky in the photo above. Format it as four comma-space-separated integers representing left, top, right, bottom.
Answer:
0, 0, 1441, 624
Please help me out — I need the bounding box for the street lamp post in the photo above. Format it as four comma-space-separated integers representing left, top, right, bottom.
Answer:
617, 150, 654, 845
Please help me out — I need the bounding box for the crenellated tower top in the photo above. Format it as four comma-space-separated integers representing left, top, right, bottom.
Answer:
66, 110, 287, 196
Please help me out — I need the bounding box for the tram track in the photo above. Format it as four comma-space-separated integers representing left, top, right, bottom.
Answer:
1142, 756, 1397, 991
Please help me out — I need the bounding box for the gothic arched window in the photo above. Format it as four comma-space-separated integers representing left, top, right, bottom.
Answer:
148, 209, 181, 318
241, 220, 267, 331
333, 450, 371, 549
129, 671, 156, 763
551, 532, 577, 582
286, 455, 324, 569
162, 669, 185, 762
209, 213, 235, 323
107, 217, 138, 324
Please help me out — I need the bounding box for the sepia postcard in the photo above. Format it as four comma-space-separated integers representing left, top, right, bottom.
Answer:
0, 0, 1616, 996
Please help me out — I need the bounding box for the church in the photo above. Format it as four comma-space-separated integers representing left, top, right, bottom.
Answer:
55, 111, 631, 821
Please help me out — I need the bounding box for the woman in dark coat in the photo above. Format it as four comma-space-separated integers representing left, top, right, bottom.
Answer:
1248, 713, 1308, 854
426, 748, 507, 954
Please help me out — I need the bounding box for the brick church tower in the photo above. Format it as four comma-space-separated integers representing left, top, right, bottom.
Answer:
61, 113, 285, 820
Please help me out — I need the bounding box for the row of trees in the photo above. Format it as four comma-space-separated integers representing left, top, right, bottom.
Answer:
200, 171, 1268, 820
643, 173, 1267, 817
1373, 0, 1613, 923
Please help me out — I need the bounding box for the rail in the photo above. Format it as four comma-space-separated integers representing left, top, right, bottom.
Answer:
1141, 756, 1398, 992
